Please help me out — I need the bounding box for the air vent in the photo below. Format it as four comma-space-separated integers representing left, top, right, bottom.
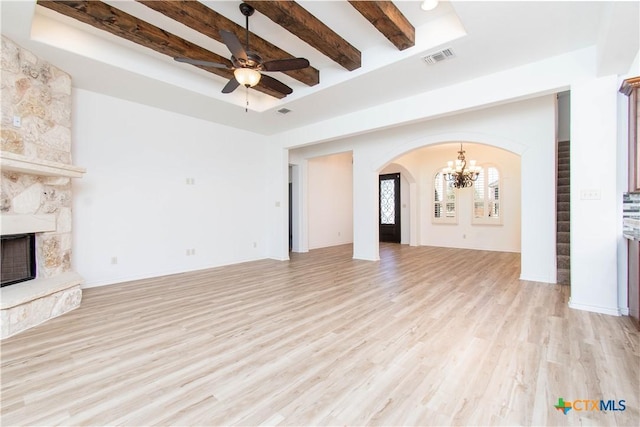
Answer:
277, 108, 292, 115
423, 48, 455, 65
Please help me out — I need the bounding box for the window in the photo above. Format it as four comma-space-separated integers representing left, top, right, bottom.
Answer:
433, 172, 456, 223
473, 166, 501, 225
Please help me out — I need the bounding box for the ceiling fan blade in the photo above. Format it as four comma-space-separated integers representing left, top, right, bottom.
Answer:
174, 57, 230, 69
222, 77, 240, 94
262, 58, 310, 72
220, 30, 247, 62
260, 74, 293, 95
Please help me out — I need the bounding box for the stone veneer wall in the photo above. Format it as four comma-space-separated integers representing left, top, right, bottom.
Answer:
1, 35, 73, 278
1, 36, 82, 338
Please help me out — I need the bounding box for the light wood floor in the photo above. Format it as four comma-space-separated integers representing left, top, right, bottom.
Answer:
1, 244, 638, 426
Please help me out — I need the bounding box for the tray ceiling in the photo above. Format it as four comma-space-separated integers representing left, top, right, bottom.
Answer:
1, 1, 638, 135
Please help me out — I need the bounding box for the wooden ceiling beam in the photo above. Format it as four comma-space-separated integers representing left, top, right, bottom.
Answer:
137, 0, 319, 87
36, 1, 285, 98
348, 1, 414, 51
244, 0, 361, 71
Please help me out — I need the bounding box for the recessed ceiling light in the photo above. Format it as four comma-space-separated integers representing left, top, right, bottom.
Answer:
421, 0, 439, 11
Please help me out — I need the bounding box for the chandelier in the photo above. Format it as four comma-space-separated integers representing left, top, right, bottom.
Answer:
442, 144, 481, 188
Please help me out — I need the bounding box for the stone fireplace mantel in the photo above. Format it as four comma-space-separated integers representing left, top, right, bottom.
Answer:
1, 213, 56, 235
0, 151, 86, 178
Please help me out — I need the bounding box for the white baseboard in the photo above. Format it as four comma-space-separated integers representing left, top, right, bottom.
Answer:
352, 253, 380, 262
519, 274, 554, 284
81, 256, 268, 288
568, 299, 622, 316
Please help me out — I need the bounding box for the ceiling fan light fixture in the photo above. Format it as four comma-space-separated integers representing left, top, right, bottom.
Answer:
421, 0, 439, 11
234, 68, 261, 87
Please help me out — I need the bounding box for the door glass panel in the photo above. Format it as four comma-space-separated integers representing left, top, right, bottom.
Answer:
380, 179, 395, 224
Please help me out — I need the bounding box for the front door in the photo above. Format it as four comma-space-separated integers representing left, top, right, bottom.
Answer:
379, 173, 401, 243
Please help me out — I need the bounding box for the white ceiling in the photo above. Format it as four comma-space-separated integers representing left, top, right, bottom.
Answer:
1, 1, 639, 136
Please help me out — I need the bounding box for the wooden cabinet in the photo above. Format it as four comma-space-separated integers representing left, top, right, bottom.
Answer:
620, 77, 640, 191
629, 240, 640, 324
621, 76, 640, 329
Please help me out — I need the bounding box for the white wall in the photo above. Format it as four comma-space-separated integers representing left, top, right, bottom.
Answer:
275, 47, 596, 150
72, 89, 269, 287
307, 152, 353, 249
569, 76, 622, 315
289, 161, 308, 253
400, 174, 410, 245
265, 145, 290, 261
391, 143, 521, 253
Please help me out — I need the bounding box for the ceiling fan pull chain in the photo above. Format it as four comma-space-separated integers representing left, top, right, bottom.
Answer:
245, 86, 249, 113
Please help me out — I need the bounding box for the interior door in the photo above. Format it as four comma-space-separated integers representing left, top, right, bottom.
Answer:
379, 173, 401, 243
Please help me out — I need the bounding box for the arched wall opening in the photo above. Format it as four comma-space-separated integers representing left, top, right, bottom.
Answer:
377, 142, 521, 253
357, 125, 553, 283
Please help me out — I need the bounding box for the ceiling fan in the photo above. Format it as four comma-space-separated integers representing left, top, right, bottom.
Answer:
174, 2, 310, 97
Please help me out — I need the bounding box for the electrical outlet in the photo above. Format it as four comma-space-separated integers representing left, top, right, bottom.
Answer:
111, 256, 118, 265
580, 189, 601, 200
13, 116, 21, 127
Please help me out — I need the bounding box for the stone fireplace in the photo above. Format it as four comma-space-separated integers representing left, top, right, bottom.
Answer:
1, 36, 85, 339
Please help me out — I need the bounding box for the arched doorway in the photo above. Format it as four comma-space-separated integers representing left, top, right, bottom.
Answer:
378, 143, 521, 253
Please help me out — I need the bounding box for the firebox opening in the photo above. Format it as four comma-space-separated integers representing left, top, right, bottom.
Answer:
1, 233, 36, 287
